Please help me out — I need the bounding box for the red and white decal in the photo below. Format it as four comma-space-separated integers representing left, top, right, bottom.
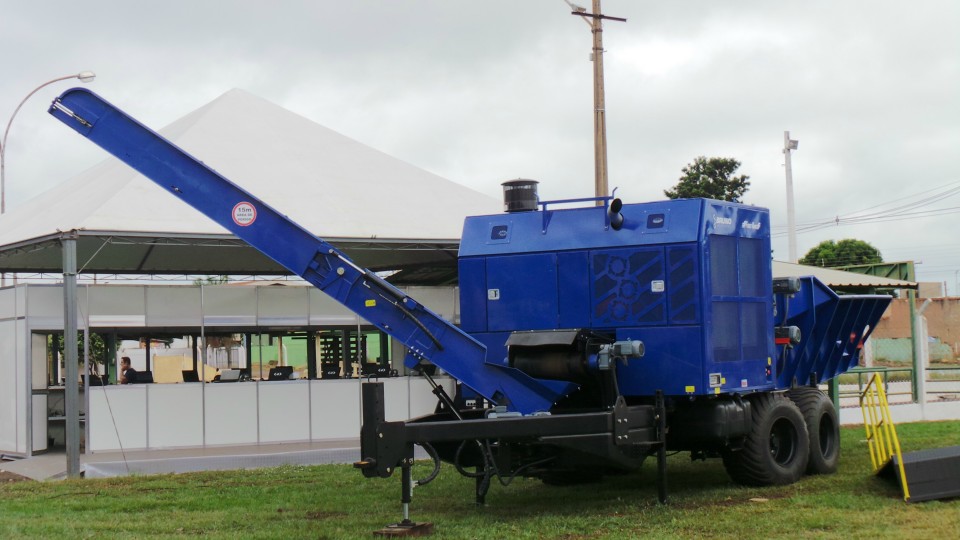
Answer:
232, 202, 257, 226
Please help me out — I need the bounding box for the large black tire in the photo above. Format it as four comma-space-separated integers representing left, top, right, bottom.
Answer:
723, 393, 809, 486
788, 386, 840, 475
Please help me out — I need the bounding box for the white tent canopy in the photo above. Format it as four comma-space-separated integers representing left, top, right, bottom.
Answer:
0, 89, 499, 281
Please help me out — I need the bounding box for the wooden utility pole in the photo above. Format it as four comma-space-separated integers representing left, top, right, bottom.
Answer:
571, 1, 625, 200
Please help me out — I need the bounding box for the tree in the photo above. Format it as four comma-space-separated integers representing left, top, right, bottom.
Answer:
664, 156, 750, 202
54, 332, 107, 375
799, 239, 883, 268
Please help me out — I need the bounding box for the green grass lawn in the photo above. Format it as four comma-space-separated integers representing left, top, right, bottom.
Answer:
2, 421, 958, 539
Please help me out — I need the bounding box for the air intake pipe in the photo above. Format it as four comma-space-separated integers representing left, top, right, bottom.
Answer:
502, 179, 539, 212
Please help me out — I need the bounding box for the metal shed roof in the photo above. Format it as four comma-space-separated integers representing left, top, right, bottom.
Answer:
773, 261, 917, 290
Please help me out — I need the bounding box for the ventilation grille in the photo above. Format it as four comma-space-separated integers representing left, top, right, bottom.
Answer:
592, 248, 666, 326
667, 245, 699, 324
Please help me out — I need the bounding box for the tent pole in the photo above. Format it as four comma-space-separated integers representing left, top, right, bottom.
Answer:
62, 231, 80, 478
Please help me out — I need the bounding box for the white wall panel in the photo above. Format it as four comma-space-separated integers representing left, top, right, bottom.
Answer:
407, 377, 453, 419
87, 285, 146, 327
0, 321, 19, 453
0, 287, 16, 319
202, 286, 256, 326
398, 286, 458, 324
147, 286, 202, 327
32, 395, 47, 452
147, 384, 204, 448
89, 386, 148, 452
258, 287, 308, 326
258, 381, 310, 442
16, 319, 27, 454
310, 379, 363, 440
203, 383, 258, 445
16, 286, 25, 318
308, 289, 363, 326
25, 285, 65, 329
0, 286, 25, 320
383, 377, 412, 421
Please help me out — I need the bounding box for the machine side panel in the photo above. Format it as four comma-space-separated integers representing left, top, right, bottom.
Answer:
486, 253, 558, 332
471, 332, 510, 369
557, 251, 591, 329
615, 326, 704, 396
458, 258, 487, 333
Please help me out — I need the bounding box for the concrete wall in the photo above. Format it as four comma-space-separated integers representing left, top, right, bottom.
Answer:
871, 297, 960, 362
918, 282, 945, 299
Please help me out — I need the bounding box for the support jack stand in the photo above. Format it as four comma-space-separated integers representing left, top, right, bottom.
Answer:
374, 460, 434, 537
655, 390, 668, 505
373, 520, 434, 538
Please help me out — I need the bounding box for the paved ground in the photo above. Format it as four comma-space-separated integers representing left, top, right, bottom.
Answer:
0, 439, 365, 481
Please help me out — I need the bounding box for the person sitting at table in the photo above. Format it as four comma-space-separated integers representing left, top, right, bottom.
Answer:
119, 356, 137, 384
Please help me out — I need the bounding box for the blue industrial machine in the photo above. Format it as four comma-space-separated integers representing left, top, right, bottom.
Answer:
461, 194, 775, 398
50, 89, 891, 529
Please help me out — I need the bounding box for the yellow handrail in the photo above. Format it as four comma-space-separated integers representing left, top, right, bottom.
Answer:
860, 373, 910, 501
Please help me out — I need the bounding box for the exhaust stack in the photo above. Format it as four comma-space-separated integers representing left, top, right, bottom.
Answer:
502, 179, 539, 213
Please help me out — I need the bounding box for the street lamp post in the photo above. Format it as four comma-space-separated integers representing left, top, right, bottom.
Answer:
1, 71, 96, 214
783, 131, 799, 263
0, 71, 95, 287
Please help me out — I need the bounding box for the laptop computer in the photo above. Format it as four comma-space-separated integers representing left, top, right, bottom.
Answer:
218, 369, 242, 383
268, 366, 294, 381
82, 374, 107, 386
321, 363, 340, 379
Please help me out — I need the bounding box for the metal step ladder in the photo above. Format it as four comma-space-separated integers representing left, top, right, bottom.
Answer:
861, 373, 960, 502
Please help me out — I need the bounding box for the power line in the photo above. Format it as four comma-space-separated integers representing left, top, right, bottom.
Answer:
772, 180, 960, 237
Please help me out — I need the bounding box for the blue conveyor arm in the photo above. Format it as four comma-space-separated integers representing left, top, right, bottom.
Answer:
49, 87, 574, 414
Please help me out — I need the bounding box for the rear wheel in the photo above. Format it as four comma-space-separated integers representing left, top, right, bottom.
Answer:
723, 393, 809, 486
788, 386, 840, 475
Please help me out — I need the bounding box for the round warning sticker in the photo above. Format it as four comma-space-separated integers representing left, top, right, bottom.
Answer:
232, 202, 257, 226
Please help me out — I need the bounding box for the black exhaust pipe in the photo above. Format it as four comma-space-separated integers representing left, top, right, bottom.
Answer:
608, 198, 623, 230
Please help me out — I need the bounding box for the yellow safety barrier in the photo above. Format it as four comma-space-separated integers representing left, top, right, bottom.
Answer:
860, 373, 910, 501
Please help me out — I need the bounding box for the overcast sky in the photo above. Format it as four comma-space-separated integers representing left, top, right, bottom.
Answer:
1, 1, 958, 289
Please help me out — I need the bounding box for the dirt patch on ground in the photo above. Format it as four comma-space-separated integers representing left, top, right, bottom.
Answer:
670, 492, 790, 510
305, 510, 349, 520
0, 470, 32, 484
